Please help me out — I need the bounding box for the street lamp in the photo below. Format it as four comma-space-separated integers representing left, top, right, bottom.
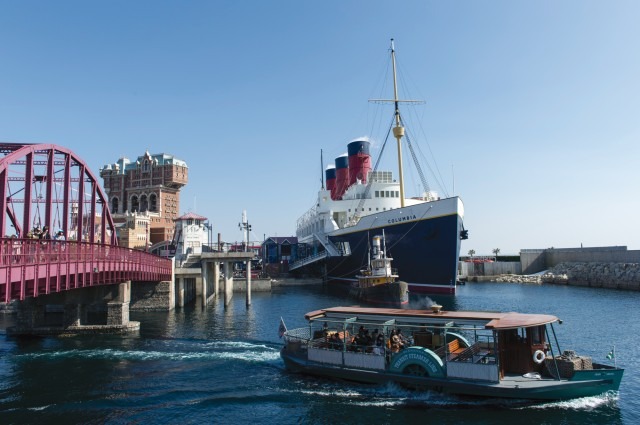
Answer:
204, 221, 213, 251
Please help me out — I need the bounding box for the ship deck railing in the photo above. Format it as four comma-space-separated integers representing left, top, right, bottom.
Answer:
307, 338, 387, 371
444, 341, 499, 382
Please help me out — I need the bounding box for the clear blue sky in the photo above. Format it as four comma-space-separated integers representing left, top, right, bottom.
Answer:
1, 1, 638, 255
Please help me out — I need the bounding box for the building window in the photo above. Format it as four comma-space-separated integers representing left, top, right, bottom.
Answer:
150, 194, 157, 212
140, 195, 148, 212
111, 197, 119, 214
131, 196, 139, 212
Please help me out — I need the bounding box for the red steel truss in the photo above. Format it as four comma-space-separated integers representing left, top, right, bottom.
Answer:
0, 143, 172, 303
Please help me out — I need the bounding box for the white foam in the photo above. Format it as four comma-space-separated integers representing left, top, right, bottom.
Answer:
523, 392, 618, 411
16, 341, 281, 363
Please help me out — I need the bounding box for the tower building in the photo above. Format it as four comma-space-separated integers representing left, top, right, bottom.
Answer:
100, 150, 188, 247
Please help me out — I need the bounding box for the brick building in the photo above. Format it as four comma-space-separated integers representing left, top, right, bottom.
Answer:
100, 150, 188, 247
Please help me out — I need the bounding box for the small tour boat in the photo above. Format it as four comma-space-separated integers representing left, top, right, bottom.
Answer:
348, 233, 408, 305
280, 305, 623, 400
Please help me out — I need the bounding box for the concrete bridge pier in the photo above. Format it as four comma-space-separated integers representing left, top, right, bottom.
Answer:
224, 261, 233, 306
246, 260, 252, 306
8, 281, 139, 336
200, 262, 213, 307
213, 262, 220, 298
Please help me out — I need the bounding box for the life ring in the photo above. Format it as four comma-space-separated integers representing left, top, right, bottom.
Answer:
533, 350, 546, 364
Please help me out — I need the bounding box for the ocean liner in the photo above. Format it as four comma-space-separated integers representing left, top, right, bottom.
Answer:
292, 40, 467, 294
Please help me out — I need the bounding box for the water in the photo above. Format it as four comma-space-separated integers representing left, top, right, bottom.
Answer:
1, 281, 638, 424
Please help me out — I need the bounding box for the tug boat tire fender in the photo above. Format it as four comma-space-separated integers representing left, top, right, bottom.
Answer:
389, 347, 445, 378
533, 350, 546, 364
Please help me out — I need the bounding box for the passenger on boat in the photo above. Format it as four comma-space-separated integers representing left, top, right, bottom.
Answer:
389, 330, 400, 353
372, 339, 384, 355
371, 329, 379, 342
397, 329, 410, 347
329, 332, 342, 350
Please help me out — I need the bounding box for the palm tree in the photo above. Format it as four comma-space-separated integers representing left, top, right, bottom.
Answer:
468, 249, 476, 257
492, 248, 500, 259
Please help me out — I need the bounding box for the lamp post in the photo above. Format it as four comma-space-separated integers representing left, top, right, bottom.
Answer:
204, 221, 213, 251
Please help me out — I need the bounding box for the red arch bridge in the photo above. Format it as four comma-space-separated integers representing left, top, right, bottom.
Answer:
0, 143, 171, 304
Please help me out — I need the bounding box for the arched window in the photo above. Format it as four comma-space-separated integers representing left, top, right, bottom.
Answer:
131, 196, 139, 212
111, 197, 119, 214
149, 193, 157, 212
140, 195, 148, 212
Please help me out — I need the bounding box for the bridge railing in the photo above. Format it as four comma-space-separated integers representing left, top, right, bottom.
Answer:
1, 238, 173, 302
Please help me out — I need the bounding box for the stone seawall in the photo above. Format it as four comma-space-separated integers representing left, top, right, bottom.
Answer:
494, 262, 640, 291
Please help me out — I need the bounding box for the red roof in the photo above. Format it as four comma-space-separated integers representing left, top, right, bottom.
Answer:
175, 212, 208, 221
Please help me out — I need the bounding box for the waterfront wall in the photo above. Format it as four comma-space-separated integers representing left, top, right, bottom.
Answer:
493, 262, 640, 291
461, 261, 521, 277
521, 246, 640, 274
543, 262, 640, 291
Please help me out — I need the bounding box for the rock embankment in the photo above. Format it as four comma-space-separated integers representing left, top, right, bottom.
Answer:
495, 262, 640, 291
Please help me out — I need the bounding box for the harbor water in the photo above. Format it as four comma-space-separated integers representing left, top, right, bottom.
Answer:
1, 281, 638, 424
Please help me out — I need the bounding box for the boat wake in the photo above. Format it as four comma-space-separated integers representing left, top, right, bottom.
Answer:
521, 391, 619, 411
282, 379, 620, 411
13, 339, 282, 363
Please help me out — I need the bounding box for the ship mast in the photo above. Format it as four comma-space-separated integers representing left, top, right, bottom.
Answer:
390, 39, 406, 208
368, 39, 424, 210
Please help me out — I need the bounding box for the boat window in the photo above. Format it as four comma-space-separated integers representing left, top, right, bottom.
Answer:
529, 326, 543, 344
386, 191, 390, 197
395, 191, 399, 197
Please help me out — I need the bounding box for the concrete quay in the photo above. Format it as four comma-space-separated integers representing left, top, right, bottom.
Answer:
470, 262, 640, 292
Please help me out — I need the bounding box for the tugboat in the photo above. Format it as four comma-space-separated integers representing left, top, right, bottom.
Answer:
280, 305, 624, 401
349, 233, 408, 305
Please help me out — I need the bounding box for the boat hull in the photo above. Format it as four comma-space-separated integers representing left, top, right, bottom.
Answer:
326, 197, 463, 294
280, 349, 623, 401
349, 280, 409, 305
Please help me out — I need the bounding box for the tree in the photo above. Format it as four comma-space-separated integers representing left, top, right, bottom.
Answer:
468, 249, 476, 257
492, 248, 500, 258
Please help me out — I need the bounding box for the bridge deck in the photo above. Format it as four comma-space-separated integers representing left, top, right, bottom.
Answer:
1, 238, 172, 303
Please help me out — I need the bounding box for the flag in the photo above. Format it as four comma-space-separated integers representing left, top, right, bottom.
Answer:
278, 317, 287, 338
607, 347, 615, 360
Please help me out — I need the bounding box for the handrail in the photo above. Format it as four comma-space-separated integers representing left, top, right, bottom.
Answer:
0, 237, 172, 303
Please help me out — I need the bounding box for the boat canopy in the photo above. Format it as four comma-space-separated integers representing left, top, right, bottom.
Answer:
304, 306, 559, 330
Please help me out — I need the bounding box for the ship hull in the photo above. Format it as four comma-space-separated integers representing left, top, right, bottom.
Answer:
325, 197, 463, 295
349, 280, 409, 305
